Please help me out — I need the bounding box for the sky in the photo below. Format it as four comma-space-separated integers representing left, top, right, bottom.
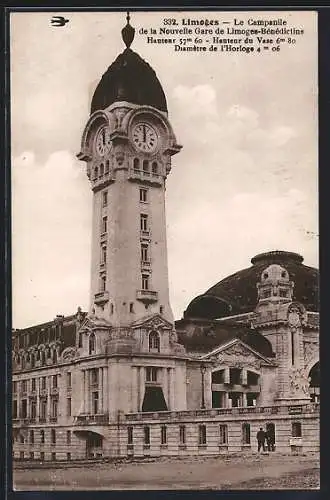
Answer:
11, 11, 318, 328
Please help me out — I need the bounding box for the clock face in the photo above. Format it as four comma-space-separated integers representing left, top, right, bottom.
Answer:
132, 123, 158, 153
95, 126, 111, 156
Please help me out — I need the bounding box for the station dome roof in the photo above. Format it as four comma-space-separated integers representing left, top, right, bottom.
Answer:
184, 251, 319, 319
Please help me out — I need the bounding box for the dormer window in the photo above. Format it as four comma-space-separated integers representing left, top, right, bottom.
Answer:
149, 331, 160, 352
89, 333, 96, 355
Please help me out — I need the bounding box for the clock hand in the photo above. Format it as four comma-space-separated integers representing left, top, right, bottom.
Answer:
143, 124, 146, 143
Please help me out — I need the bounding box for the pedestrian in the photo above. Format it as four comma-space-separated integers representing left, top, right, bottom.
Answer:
256, 427, 266, 452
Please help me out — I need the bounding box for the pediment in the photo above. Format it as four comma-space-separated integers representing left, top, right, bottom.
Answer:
131, 313, 173, 331
78, 315, 112, 332
201, 338, 275, 368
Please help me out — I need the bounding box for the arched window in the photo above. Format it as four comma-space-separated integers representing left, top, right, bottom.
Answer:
149, 331, 160, 352
21, 356, 26, 370
16, 354, 20, 364
142, 160, 149, 175
152, 161, 158, 175
105, 160, 109, 174
133, 158, 140, 171
89, 333, 96, 355
30, 353, 35, 368
52, 349, 57, 364
78, 331, 83, 348
100, 163, 104, 177
94, 167, 98, 180
36, 350, 40, 361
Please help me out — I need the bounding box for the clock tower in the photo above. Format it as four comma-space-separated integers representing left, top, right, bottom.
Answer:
77, 15, 181, 330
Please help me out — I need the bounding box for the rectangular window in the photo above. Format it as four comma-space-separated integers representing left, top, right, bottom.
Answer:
40, 400, 47, 420
242, 423, 251, 445
219, 424, 228, 445
141, 243, 149, 262
52, 375, 58, 388
21, 380, 27, 392
127, 426, 133, 445
92, 391, 99, 415
30, 430, 34, 444
292, 422, 302, 438
179, 425, 186, 445
40, 452, 45, 461
102, 216, 108, 234
142, 274, 149, 290
67, 372, 72, 388
139, 188, 148, 203
13, 381, 17, 393
13, 400, 18, 418
51, 429, 56, 445
100, 275, 106, 292
140, 213, 148, 231
67, 452, 71, 461
198, 424, 207, 445
31, 401, 37, 419
91, 368, 99, 385
67, 430, 71, 445
67, 398, 72, 417
19, 451, 24, 460
21, 399, 27, 418
30, 452, 34, 460
101, 245, 107, 264
161, 425, 167, 445
51, 452, 56, 461
144, 426, 150, 445
41, 377, 46, 390
40, 430, 45, 444
146, 367, 158, 382
102, 190, 108, 207
52, 399, 58, 419
31, 378, 36, 391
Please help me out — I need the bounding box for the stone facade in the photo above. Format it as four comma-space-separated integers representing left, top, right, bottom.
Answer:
12, 17, 319, 462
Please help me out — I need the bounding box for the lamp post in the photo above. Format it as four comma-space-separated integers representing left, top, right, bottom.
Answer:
200, 364, 206, 409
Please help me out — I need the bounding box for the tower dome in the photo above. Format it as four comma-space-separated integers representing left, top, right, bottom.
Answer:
90, 15, 167, 114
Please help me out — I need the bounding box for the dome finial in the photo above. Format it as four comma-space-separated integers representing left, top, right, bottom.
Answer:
121, 10, 135, 49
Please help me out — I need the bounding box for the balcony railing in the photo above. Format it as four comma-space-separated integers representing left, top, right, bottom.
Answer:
94, 290, 109, 305
94, 290, 109, 304
129, 169, 162, 186
74, 413, 109, 425
125, 403, 320, 422
136, 289, 158, 303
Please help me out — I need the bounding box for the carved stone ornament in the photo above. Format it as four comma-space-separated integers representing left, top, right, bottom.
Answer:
169, 329, 178, 343
110, 327, 134, 340
138, 314, 172, 331
289, 367, 310, 396
61, 347, 79, 361
303, 342, 319, 368
211, 344, 262, 369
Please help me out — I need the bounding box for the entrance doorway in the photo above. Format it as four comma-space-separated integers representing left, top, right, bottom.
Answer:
266, 422, 275, 451
308, 362, 320, 403
86, 432, 103, 458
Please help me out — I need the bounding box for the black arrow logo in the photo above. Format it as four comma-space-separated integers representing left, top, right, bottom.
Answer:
51, 16, 69, 27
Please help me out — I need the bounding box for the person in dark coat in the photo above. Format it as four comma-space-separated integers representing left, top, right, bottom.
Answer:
256, 427, 266, 452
